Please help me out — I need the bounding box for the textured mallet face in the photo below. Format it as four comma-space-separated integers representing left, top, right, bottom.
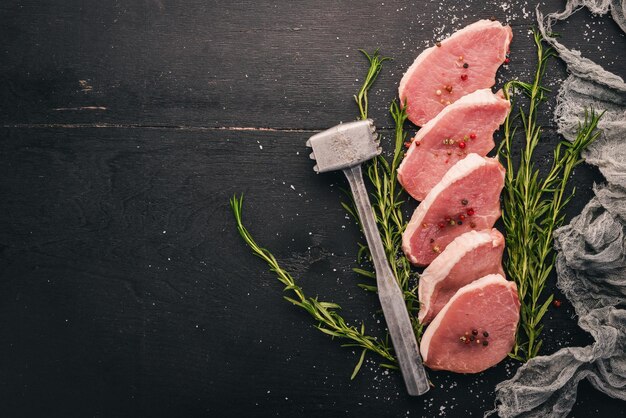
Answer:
306, 119, 381, 173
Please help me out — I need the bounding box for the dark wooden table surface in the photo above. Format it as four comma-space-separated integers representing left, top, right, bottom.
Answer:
1, 1, 625, 416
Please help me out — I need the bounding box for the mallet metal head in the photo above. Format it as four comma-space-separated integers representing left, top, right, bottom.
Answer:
306, 119, 381, 173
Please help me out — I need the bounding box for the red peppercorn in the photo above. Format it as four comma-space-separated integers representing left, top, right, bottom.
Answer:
458, 141, 466, 149
461, 74, 468, 81
553, 299, 562, 308
467, 208, 475, 216
404, 141, 411, 148
504, 58, 510, 64
438, 222, 445, 229
469, 133, 476, 140
459, 214, 466, 221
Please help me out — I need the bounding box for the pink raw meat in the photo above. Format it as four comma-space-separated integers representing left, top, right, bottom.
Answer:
399, 19, 512, 126
420, 274, 519, 373
418, 228, 505, 324
397, 89, 510, 201
402, 153, 505, 266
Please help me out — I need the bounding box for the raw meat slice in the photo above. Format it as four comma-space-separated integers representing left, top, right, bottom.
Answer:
397, 89, 510, 201
420, 274, 519, 373
402, 153, 505, 266
418, 228, 505, 325
399, 19, 512, 126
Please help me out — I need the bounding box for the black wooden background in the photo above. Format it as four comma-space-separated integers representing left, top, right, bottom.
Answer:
1, 1, 625, 417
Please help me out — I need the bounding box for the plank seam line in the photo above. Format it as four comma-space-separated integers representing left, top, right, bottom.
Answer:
1, 123, 401, 132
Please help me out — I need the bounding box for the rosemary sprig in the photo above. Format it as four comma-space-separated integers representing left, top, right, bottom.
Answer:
354, 49, 391, 120
230, 195, 397, 377
500, 31, 603, 361
345, 50, 423, 339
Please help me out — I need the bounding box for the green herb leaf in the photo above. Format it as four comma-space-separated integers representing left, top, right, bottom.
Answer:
351, 349, 368, 380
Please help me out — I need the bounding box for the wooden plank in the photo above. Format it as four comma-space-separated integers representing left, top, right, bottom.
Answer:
0, 126, 620, 416
1, 1, 623, 130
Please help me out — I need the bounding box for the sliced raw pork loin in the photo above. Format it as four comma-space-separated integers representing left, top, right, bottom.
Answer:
402, 153, 505, 266
397, 89, 510, 201
418, 228, 505, 325
420, 274, 519, 373
399, 19, 512, 126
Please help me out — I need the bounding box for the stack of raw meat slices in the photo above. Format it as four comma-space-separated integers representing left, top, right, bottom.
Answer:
397, 19, 520, 374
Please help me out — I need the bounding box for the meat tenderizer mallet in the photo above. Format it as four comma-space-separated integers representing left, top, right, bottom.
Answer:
306, 119, 430, 396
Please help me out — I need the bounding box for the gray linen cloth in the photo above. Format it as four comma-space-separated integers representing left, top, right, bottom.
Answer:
487, 1, 626, 416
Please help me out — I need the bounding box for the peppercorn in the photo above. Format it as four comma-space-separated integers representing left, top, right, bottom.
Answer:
461, 74, 468, 81
436, 41, 442, 47
458, 141, 466, 149
467, 208, 475, 216
438, 222, 445, 229
459, 214, 466, 221
469, 221, 476, 228
469, 335, 475, 341
449, 219, 456, 226
553, 299, 562, 308
457, 221, 462, 225
471, 329, 478, 335
444, 85, 453, 93
469, 133, 476, 140
504, 57, 510, 64
461, 199, 468, 206
463, 63, 469, 69
483, 331, 489, 337
483, 340, 489, 346
404, 141, 411, 148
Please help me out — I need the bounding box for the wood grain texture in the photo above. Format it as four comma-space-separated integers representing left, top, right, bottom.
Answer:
1, 0, 624, 416
1, 1, 624, 130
